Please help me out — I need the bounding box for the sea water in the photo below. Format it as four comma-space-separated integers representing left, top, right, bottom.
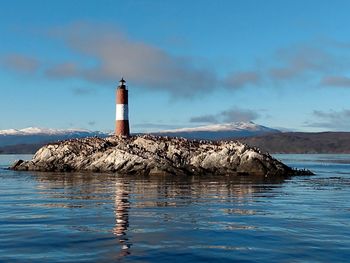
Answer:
0, 154, 349, 262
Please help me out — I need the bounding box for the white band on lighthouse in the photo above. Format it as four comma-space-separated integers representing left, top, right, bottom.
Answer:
116, 104, 129, 120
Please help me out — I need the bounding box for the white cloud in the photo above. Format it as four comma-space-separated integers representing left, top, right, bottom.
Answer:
1, 54, 40, 74
305, 109, 350, 130
45, 22, 217, 97
190, 107, 260, 123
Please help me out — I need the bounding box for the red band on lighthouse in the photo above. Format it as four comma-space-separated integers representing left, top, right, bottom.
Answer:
115, 78, 130, 137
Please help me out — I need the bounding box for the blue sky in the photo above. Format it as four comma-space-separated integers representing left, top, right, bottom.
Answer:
1, 0, 350, 132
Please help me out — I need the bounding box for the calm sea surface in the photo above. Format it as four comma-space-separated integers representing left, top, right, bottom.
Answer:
0, 154, 349, 262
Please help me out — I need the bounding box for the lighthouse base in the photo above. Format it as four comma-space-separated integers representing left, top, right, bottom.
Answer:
115, 120, 130, 137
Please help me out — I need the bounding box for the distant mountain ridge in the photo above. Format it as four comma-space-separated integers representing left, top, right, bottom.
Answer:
2, 124, 349, 154
240, 132, 350, 154
0, 127, 108, 151
0, 123, 279, 154
153, 121, 280, 140
0, 127, 98, 136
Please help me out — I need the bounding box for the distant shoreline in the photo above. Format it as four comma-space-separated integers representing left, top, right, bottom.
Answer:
239, 132, 350, 154
1, 131, 350, 154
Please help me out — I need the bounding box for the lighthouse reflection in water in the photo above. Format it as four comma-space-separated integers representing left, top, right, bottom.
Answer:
113, 181, 131, 255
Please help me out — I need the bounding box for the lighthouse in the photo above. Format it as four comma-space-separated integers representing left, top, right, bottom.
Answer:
115, 78, 130, 137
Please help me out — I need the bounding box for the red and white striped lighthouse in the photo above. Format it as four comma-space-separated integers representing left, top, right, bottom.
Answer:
115, 78, 130, 137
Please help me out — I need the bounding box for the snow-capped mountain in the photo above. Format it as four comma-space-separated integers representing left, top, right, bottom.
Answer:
154, 121, 280, 140
0, 123, 279, 153
0, 127, 108, 147
0, 127, 96, 136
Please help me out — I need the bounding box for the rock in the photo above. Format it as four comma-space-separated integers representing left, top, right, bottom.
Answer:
11, 159, 25, 170
10, 135, 312, 177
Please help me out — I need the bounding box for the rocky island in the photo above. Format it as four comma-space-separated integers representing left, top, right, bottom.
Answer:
11, 135, 311, 177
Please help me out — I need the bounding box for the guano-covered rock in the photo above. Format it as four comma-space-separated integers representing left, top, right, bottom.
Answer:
10, 135, 311, 176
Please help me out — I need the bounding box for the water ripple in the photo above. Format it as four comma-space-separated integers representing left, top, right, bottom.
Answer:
0, 154, 350, 262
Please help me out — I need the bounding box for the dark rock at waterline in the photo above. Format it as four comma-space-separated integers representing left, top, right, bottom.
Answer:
10, 135, 313, 176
